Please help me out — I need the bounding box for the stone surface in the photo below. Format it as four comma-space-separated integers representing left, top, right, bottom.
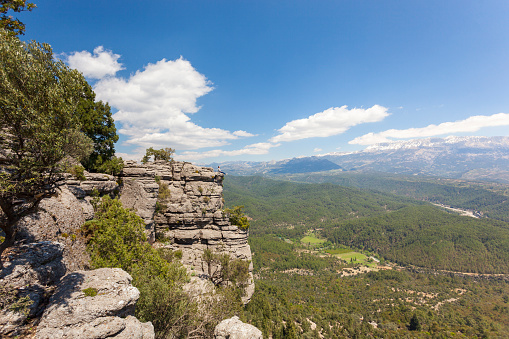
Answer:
120, 160, 255, 303
35, 267, 154, 339
0, 241, 66, 337
214, 316, 263, 339
15, 185, 92, 271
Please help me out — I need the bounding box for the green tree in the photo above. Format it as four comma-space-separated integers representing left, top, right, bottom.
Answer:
408, 313, 422, 331
224, 205, 250, 230
75, 80, 120, 173
142, 147, 174, 163
0, 31, 93, 265
0, 0, 36, 36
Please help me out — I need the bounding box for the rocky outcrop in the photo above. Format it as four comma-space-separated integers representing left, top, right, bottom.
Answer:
36, 267, 154, 339
14, 171, 118, 272
120, 160, 255, 303
214, 316, 263, 339
0, 242, 154, 339
0, 241, 66, 337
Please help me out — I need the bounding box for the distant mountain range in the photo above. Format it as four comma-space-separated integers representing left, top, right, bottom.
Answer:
210, 136, 509, 183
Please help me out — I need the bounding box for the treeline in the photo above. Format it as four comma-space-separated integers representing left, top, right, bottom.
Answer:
281, 171, 509, 222
324, 205, 509, 274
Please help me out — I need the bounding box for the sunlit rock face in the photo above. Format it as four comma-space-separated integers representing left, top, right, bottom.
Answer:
120, 160, 255, 303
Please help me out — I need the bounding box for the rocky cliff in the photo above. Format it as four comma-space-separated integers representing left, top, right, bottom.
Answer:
120, 160, 255, 302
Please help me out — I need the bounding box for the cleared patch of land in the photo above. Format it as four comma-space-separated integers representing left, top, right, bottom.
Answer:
301, 233, 326, 245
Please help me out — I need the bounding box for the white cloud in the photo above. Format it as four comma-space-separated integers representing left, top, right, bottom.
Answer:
313, 148, 322, 152
349, 113, 509, 145
270, 105, 389, 143
178, 142, 280, 161
67, 46, 124, 79
233, 130, 257, 137
91, 55, 254, 151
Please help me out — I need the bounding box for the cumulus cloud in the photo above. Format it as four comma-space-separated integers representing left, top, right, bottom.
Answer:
90, 55, 253, 150
313, 148, 322, 152
270, 105, 389, 143
178, 142, 280, 161
67, 46, 124, 79
349, 113, 509, 145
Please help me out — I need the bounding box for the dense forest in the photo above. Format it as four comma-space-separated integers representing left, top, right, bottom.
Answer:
224, 175, 509, 337
277, 171, 509, 222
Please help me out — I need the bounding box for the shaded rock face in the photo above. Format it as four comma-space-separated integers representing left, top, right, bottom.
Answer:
214, 316, 263, 339
14, 171, 118, 271
120, 160, 255, 302
36, 267, 154, 339
0, 241, 66, 337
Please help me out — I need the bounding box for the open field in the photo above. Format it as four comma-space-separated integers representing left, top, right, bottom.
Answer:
300, 233, 326, 245
327, 250, 379, 268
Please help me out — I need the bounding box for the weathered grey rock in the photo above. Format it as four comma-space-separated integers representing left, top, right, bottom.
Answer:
0, 241, 66, 337
214, 316, 263, 339
15, 186, 91, 271
35, 267, 154, 339
120, 160, 255, 303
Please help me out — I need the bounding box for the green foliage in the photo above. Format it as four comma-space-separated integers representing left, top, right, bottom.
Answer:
84, 196, 243, 338
76, 81, 119, 173
68, 165, 86, 181
0, 0, 36, 36
95, 156, 124, 176
324, 205, 509, 274
82, 287, 98, 297
0, 283, 33, 315
285, 171, 509, 222
408, 313, 422, 331
157, 181, 171, 200
223, 176, 414, 237
224, 205, 250, 230
141, 147, 174, 163
226, 175, 509, 337
0, 31, 93, 264
202, 249, 250, 291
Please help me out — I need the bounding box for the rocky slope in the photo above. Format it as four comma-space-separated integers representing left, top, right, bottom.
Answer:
120, 160, 255, 302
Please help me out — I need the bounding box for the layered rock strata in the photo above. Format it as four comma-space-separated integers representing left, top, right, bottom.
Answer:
120, 160, 255, 302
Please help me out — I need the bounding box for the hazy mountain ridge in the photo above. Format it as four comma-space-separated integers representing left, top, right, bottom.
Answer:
212, 136, 509, 182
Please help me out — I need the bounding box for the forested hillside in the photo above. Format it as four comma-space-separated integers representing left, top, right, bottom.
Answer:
279, 171, 509, 222
223, 176, 420, 238
225, 175, 509, 274
224, 176, 509, 337
324, 205, 509, 274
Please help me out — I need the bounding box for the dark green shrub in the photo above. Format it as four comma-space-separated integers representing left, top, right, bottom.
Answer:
224, 206, 250, 230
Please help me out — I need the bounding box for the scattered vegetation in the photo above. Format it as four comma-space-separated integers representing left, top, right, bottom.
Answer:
83, 196, 244, 338
82, 287, 98, 297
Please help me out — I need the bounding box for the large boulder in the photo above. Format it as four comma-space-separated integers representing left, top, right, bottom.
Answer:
0, 241, 66, 337
35, 267, 154, 339
214, 316, 263, 339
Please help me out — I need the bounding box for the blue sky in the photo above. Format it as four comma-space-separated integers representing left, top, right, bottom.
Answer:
18, 0, 509, 163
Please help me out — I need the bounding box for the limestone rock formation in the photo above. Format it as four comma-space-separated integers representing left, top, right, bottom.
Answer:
120, 160, 255, 303
0, 241, 66, 337
36, 267, 154, 339
214, 316, 263, 339
14, 171, 118, 271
